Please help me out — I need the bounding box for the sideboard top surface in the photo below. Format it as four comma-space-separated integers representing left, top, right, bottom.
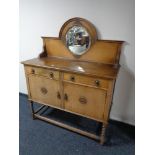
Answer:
22, 57, 120, 79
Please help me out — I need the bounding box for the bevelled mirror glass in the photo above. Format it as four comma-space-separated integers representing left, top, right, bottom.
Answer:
66, 26, 91, 55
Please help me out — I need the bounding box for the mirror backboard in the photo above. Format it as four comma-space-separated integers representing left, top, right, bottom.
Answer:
59, 17, 97, 56
66, 26, 91, 55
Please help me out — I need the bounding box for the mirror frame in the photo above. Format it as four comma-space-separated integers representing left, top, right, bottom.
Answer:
59, 17, 97, 56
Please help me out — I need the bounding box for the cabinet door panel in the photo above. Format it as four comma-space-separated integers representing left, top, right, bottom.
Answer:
28, 75, 61, 107
64, 82, 106, 121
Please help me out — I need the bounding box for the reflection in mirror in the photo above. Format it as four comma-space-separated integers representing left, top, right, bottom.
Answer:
66, 26, 91, 55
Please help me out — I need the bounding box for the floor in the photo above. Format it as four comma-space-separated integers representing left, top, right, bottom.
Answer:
19, 94, 135, 155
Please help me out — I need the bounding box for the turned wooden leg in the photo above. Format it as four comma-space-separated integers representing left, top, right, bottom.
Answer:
29, 101, 35, 119
100, 123, 107, 145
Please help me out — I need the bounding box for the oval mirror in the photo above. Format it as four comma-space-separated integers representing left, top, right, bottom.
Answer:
66, 26, 91, 55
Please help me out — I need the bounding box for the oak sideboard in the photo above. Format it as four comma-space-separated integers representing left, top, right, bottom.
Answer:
21, 17, 124, 144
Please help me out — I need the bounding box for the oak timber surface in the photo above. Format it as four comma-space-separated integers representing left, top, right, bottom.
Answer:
22, 57, 120, 79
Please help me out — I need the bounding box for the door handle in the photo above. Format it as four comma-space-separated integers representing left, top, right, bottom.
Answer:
64, 93, 68, 101
57, 91, 61, 99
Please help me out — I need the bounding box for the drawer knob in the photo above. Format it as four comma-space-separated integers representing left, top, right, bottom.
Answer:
95, 80, 100, 86
57, 91, 61, 99
40, 87, 48, 94
70, 76, 75, 82
79, 96, 87, 104
50, 72, 54, 78
31, 69, 35, 74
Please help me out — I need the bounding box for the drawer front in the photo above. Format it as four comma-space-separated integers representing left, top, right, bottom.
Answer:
63, 73, 110, 89
25, 66, 59, 80
28, 75, 61, 107
64, 82, 106, 121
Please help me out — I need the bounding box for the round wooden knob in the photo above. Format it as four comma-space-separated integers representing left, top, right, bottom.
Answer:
31, 69, 35, 74
95, 80, 100, 86
50, 72, 54, 78
70, 76, 75, 82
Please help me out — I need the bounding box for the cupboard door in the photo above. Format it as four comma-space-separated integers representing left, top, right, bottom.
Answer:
63, 82, 106, 121
28, 75, 61, 108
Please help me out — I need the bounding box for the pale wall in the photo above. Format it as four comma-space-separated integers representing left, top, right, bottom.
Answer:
19, 0, 135, 125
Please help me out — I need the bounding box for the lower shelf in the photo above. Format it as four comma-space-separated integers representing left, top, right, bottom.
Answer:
31, 102, 106, 144
34, 114, 100, 141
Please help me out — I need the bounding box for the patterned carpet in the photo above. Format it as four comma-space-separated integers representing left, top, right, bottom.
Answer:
19, 94, 135, 155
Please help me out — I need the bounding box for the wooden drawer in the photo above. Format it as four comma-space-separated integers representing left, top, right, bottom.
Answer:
25, 66, 59, 80
64, 82, 106, 121
63, 73, 110, 89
